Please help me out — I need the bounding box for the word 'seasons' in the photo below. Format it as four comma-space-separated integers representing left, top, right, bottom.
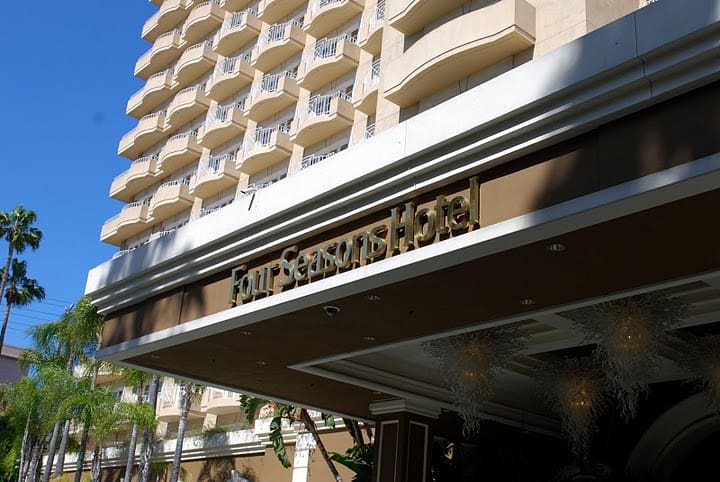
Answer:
229, 177, 480, 305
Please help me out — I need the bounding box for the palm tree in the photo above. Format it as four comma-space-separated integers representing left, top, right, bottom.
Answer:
169, 381, 204, 482
0, 205, 42, 351
0, 258, 45, 360
119, 368, 153, 482
137, 375, 160, 482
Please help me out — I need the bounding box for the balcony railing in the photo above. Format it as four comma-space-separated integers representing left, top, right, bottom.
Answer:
365, 122, 375, 139
301, 149, 340, 169
158, 178, 191, 190
308, 32, 357, 67
251, 70, 296, 100
299, 90, 352, 125
223, 7, 258, 33
244, 122, 290, 151
257, 19, 302, 51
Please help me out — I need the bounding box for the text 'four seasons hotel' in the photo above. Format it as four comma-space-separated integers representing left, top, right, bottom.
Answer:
88, 0, 720, 479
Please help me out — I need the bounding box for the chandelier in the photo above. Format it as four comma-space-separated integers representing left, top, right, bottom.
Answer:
566, 293, 687, 420
423, 327, 524, 436
542, 358, 607, 463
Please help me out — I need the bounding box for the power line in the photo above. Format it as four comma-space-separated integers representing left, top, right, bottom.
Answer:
0, 305, 64, 317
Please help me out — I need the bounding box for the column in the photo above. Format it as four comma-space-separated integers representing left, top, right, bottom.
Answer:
370, 399, 441, 482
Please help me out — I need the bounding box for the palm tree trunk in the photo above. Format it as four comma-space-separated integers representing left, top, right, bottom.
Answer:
29, 437, 43, 482
42, 421, 61, 482
0, 244, 14, 351
169, 383, 192, 482
123, 423, 139, 482
139, 375, 160, 482
300, 409, 342, 482
0, 299, 12, 355
54, 419, 71, 476
90, 445, 102, 482
75, 363, 99, 482
18, 414, 31, 482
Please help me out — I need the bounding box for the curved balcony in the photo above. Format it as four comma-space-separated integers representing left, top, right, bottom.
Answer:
384, 0, 536, 107
292, 92, 354, 147
387, 0, 464, 36
174, 40, 218, 87
142, 0, 193, 42
156, 403, 204, 422
240, 125, 292, 174
298, 34, 360, 91
257, 0, 306, 24
220, 0, 252, 10
118, 111, 167, 160
353, 58, 380, 114
109, 155, 160, 202
158, 132, 203, 174
191, 152, 242, 198
358, 0, 384, 54
181, 0, 225, 46
301, 149, 340, 170
252, 20, 305, 72
100, 202, 150, 246
304, 0, 364, 38
127, 70, 176, 118
215, 9, 262, 56
246, 72, 299, 121
167, 85, 211, 129
204, 391, 241, 415
149, 180, 194, 221
200, 100, 248, 149
207, 54, 254, 101
135, 29, 183, 80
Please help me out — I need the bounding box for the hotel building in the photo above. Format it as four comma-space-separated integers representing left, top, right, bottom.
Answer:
89, 0, 720, 479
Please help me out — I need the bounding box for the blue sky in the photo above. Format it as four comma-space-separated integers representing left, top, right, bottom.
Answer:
0, 2, 156, 347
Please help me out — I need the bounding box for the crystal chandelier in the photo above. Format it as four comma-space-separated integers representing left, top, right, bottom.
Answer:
566, 293, 687, 420
423, 327, 524, 436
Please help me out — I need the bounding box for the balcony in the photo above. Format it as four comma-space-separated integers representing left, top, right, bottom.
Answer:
358, 0, 384, 54
181, 0, 225, 46
252, 20, 305, 72
304, 0, 364, 38
387, 0, 465, 36
109, 155, 160, 202
191, 152, 242, 198
246, 72, 299, 121
204, 389, 241, 415
200, 99, 248, 149
135, 29, 183, 80
257, 0, 306, 24
149, 179, 194, 221
174, 40, 218, 87
142, 0, 193, 42
215, 9, 262, 56
100, 202, 151, 246
220, 0, 252, 10
167, 85, 211, 129
301, 149, 341, 170
157, 388, 204, 422
292, 91, 354, 147
118, 111, 167, 160
127, 70, 176, 118
158, 131, 203, 174
207, 54, 254, 101
297, 34, 360, 91
241, 124, 293, 174
384, 0, 536, 107
353, 58, 379, 114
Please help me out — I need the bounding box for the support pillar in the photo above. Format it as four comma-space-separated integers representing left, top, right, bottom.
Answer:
370, 399, 441, 482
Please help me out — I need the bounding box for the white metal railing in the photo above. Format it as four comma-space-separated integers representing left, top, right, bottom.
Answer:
251, 70, 296, 100
299, 89, 351, 124
370, 0, 385, 29
168, 130, 198, 142
306, 33, 357, 70
122, 200, 148, 212
149, 228, 176, 241
309, 0, 342, 19
244, 122, 290, 152
258, 19, 302, 51
222, 7, 258, 34
183, 39, 214, 57
205, 96, 247, 128
140, 110, 166, 122
365, 122, 375, 139
157, 28, 181, 43
361, 58, 381, 95
301, 150, 338, 169
130, 154, 158, 169
158, 178, 191, 189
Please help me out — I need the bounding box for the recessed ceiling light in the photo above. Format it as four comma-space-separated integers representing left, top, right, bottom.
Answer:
239, 329, 253, 336
520, 298, 536, 306
150, 354, 160, 359
372, 391, 383, 396
363, 335, 377, 342
546, 242, 567, 253
366, 294, 381, 302
255, 360, 267, 367
323, 305, 341, 316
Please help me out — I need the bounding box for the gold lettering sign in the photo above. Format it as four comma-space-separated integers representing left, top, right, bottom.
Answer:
229, 177, 480, 306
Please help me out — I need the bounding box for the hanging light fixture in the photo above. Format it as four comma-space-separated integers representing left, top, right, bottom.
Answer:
423, 327, 524, 437
566, 293, 687, 420
542, 358, 607, 464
